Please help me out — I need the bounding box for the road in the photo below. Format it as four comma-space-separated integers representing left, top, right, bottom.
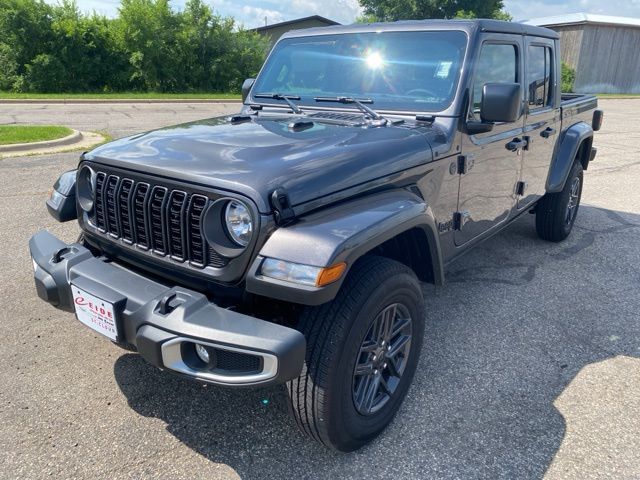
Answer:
0, 100, 638, 479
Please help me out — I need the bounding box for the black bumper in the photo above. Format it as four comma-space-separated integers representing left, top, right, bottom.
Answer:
29, 230, 305, 387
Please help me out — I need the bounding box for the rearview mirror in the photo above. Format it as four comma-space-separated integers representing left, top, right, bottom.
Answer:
480, 83, 522, 123
242, 78, 255, 103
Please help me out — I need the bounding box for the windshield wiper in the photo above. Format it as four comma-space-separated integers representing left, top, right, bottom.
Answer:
314, 96, 387, 124
254, 93, 302, 114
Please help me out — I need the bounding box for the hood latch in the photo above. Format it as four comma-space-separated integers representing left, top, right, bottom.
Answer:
270, 188, 296, 226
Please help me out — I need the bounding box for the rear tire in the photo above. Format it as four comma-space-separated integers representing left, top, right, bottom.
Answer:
287, 256, 425, 452
536, 161, 583, 242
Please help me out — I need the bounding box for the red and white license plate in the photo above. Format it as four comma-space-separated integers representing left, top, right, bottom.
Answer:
71, 285, 118, 341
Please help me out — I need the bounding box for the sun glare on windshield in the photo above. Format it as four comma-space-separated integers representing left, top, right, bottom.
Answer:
365, 51, 385, 70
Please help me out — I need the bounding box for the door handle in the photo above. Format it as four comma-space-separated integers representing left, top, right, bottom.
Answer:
505, 137, 528, 152
540, 127, 556, 138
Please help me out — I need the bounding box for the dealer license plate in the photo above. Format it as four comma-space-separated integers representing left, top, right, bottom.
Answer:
71, 285, 118, 341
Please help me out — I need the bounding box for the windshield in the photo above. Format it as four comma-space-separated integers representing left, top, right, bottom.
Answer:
251, 30, 468, 113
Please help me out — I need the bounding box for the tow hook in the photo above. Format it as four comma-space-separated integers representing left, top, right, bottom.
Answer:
52, 246, 76, 264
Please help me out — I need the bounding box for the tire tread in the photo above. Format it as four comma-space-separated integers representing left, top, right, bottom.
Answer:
287, 256, 418, 449
536, 161, 583, 242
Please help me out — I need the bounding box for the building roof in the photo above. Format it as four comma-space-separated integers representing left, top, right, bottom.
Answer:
523, 13, 640, 29
253, 15, 339, 33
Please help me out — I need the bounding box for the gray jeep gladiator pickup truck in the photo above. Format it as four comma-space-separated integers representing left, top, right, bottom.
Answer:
30, 19, 602, 451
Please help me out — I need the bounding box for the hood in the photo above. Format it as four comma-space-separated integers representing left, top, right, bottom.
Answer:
85, 114, 435, 213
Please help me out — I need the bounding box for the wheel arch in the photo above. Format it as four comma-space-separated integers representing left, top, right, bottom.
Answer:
245, 189, 444, 306
363, 226, 438, 284
546, 121, 593, 193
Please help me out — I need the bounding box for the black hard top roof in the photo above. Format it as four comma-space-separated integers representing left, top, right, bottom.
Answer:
280, 19, 559, 40
254, 15, 339, 33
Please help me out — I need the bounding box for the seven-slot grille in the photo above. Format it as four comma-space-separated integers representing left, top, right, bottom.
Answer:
91, 171, 227, 268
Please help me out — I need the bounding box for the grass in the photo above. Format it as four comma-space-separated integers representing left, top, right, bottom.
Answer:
90, 130, 114, 148
0, 125, 73, 145
596, 93, 640, 99
0, 91, 241, 100
0, 130, 113, 159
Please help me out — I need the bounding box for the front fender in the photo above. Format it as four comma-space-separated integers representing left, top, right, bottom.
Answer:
546, 121, 593, 193
246, 189, 443, 305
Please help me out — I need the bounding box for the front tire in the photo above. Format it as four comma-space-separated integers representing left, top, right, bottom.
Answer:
536, 161, 584, 242
287, 256, 425, 452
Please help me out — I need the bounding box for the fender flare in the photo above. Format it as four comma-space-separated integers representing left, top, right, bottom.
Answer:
546, 121, 593, 193
245, 189, 444, 306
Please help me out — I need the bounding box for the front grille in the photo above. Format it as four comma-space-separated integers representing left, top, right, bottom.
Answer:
91, 169, 227, 268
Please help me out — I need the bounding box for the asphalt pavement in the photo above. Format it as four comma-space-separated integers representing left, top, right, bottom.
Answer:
0, 100, 638, 479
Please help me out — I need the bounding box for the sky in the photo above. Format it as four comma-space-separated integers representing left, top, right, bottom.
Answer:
45, 0, 640, 28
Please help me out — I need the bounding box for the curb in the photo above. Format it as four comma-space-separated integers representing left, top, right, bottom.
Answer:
0, 129, 83, 153
0, 99, 242, 104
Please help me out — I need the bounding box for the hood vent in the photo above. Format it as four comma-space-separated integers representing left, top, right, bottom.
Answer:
308, 111, 366, 125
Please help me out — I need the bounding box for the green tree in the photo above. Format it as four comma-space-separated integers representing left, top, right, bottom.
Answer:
0, 42, 19, 90
0, 0, 268, 93
0, 0, 55, 87
118, 0, 181, 91
359, 0, 511, 21
355, 13, 379, 23
207, 17, 268, 92
49, 1, 129, 91
561, 62, 576, 93
176, 0, 215, 90
24, 53, 66, 91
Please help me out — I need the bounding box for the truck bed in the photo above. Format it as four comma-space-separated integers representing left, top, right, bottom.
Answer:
560, 93, 598, 129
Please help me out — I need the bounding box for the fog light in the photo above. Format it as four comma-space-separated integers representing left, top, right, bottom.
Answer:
195, 343, 210, 363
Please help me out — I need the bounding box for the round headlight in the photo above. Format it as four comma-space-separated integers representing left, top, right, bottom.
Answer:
224, 200, 252, 246
77, 165, 96, 212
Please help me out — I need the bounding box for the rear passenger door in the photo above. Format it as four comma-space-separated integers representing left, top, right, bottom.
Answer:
456, 35, 524, 246
519, 37, 560, 208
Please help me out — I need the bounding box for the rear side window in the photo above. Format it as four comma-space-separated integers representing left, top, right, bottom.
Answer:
472, 43, 518, 116
527, 45, 552, 109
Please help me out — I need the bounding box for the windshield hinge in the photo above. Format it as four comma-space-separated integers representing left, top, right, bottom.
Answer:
415, 115, 436, 124
270, 188, 296, 226
457, 155, 474, 175
229, 114, 252, 124
453, 211, 470, 231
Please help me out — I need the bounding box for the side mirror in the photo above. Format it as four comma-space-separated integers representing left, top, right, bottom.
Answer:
480, 83, 522, 123
242, 78, 255, 103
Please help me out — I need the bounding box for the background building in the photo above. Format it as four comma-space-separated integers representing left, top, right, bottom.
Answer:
525, 13, 640, 94
253, 15, 340, 50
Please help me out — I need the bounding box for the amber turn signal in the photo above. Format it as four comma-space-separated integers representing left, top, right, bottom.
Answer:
316, 262, 347, 287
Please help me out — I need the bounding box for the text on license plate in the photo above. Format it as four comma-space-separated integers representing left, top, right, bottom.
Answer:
71, 285, 118, 341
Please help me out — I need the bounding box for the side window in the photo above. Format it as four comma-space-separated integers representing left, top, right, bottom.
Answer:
472, 43, 518, 117
527, 45, 552, 109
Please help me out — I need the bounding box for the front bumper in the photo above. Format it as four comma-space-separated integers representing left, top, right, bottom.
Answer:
29, 230, 306, 387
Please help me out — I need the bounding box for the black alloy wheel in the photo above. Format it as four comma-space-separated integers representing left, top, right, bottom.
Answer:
352, 303, 413, 416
